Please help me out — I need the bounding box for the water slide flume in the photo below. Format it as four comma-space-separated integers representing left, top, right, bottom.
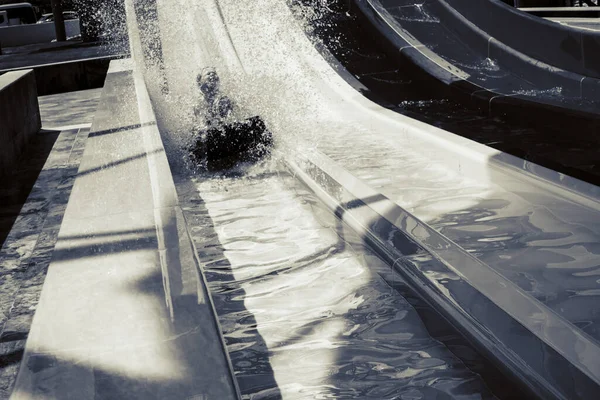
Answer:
125, 0, 600, 398
352, 0, 600, 124
10, 54, 600, 400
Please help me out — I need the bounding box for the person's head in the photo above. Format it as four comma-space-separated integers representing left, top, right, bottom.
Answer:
197, 68, 220, 99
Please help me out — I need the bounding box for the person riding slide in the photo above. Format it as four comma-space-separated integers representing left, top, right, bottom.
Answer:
190, 69, 273, 171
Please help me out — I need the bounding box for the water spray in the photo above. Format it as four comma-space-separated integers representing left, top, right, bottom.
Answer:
189, 69, 273, 171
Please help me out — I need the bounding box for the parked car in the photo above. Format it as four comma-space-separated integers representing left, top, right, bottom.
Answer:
37, 11, 78, 24
0, 3, 37, 26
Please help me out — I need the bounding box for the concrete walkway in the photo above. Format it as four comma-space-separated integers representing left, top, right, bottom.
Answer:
0, 88, 101, 398
7, 60, 238, 400
38, 88, 102, 129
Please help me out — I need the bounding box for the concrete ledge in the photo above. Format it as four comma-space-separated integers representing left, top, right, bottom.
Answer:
285, 150, 600, 400
10, 60, 239, 400
1, 58, 116, 97
0, 69, 40, 177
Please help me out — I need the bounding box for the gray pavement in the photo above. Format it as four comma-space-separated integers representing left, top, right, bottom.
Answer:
39, 88, 102, 129
0, 88, 101, 243
0, 90, 100, 398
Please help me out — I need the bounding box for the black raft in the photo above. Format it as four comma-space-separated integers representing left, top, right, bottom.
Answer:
189, 69, 273, 171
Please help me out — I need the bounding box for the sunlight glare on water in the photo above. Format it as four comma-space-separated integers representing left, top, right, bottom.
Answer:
190, 170, 497, 399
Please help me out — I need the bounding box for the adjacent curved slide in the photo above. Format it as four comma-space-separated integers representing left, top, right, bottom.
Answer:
353, 0, 600, 120
126, 0, 600, 399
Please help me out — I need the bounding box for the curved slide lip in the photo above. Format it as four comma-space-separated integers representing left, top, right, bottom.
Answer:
130, 65, 243, 400
519, 6, 600, 19
285, 148, 600, 400
352, 0, 600, 122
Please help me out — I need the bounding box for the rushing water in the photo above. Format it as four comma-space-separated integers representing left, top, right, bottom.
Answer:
124, 0, 538, 397
178, 165, 498, 399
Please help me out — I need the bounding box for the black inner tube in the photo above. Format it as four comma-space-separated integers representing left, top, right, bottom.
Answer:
189, 69, 273, 171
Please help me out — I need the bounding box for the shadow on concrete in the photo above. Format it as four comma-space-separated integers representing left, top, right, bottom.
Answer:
50, 235, 158, 263
75, 149, 163, 179
0, 130, 60, 246
88, 121, 157, 138
13, 222, 237, 399
59, 228, 157, 241
0, 349, 25, 370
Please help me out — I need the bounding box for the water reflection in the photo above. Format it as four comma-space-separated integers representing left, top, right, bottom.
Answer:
188, 166, 498, 399
320, 127, 600, 344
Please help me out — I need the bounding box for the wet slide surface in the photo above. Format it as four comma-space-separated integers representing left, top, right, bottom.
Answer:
139, 0, 517, 398
208, 0, 600, 343
133, 0, 600, 398
173, 167, 499, 399
293, 4, 600, 341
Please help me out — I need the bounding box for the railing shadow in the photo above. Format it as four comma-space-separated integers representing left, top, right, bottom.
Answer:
0, 130, 61, 246
13, 218, 239, 399
170, 168, 283, 399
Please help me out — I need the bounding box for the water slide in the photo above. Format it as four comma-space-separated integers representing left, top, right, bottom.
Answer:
120, 0, 600, 399
520, 6, 600, 31
352, 0, 600, 122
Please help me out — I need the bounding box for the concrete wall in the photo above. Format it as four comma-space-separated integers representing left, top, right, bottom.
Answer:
0, 20, 80, 48
0, 70, 41, 176
30, 59, 111, 96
